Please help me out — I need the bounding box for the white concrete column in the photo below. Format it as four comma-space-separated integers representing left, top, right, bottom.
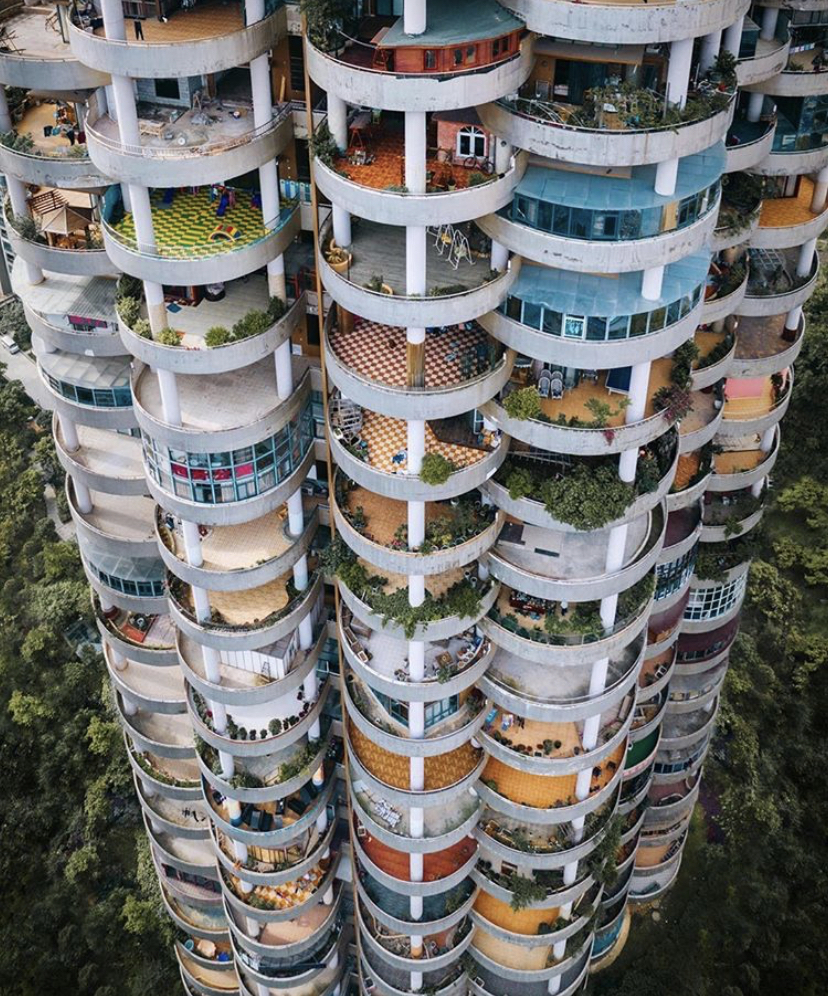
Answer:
494, 137, 513, 175
287, 489, 305, 536
192, 584, 212, 624
604, 523, 628, 575
751, 476, 765, 499
699, 29, 722, 73
202, 646, 222, 685
813, 166, 828, 212
181, 519, 203, 568
405, 111, 427, 194
293, 554, 310, 592
405, 227, 427, 298
666, 37, 694, 109
275, 339, 293, 399
625, 361, 652, 424
785, 305, 802, 333
409, 702, 425, 740
723, 16, 745, 58
408, 642, 425, 682
332, 204, 352, 248
404, 0, 426, 36
491, 240, 509, 272
156, 368, 182, 426
797, 237, 817, 278
58, 413, 80, 452
761, 427, 775, 452
747, 91, 765, 123
74, 480, 93, 514
408, 500, 425, 549
760, 7, 779, 41
210, 699, 228, 734
0, 86, 10, 131
642, 266, 664, 301
410, 756, 425, 792
327, 93, 348, 151
407, 420, 426, 476
5, 174, 44, 284
654, 158, 679, 197
121, 696, 138, 717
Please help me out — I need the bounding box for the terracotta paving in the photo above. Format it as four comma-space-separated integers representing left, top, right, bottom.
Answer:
723, 377, 776, 419
483, 708, 584, 760
713, 449, 764, 474
474, 891, 560, 934
672, 453, 701, 491
348, 720, 480, 790
329, 318, 492, 389
473, 927, 553, 971
481, 742, 624, 809
635, 841, 673, 868
167, 505, 295, 573
356, 817, 475, 881
639, 649, 673, 688
92, 0, 243, 42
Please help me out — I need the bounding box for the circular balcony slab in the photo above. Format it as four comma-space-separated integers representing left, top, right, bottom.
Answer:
0, 144, 109, 189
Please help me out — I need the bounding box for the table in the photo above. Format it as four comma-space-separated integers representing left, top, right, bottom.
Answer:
349, 111, 371, 150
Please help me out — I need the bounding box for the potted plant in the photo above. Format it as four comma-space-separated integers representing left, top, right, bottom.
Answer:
325, 240, 352, 274
364, 273, 393, 295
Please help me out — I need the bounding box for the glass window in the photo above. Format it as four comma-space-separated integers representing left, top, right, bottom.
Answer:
552, 204, 570, 235
563, 315, 586, 338
608, 315, 629, 339
457, 127, 486, 159
587, 316, 608, 340
522, 302, 542, 329
424, 50, 436, 69
542, 309, 562, 336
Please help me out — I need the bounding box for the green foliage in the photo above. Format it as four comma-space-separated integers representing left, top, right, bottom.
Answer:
505, 466, 533, 500
309, 120, 339, 165
0, 297, 32, 350
419, 452, 457, 486
132, 318, 152, 340
231, 309, 271, 339
671, 340, 700, 387
205, 325, 232, 347
503, 386, 542, 421
539, 463, 634, 530
300, 0, 353, 51
117, 295, 141, 328
154, 328, 180, 347
507, 873, 547, 911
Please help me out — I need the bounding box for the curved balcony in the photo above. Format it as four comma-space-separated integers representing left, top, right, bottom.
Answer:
700, 498, 764, 543
360, 949, 468, 996
338, 563, 498, 643
146, 816, 217, 880
501, 0, 749, 44
225, 884, 343, 961
118, 697, 194, 762
750, 178, 828, 250
135, 776, 210, 841
0, 4, 108, 89
221, 855, 337, 926
68, 480, 156, 558
700, 263, 749, 325
736, 33, 791, 87
752, 134, 828, 176
484, 505, 665, 604
105, 640, 185, 713
305, 23, 532, 113
646, 777, 701, 829
127, 742, 202, 801
315, 146, 528, 228
231, 933, 343, 995
347, 721, 486, 810
482, 582, 652, 667
730, 313, 804, 378
38, 350, 135, 430
86, 98, 293, 189
169, 569, 323, 653
158, 504, 318, 593
178, 622, 326, 713
177, 948, 238, 996
102, 189, 301, 286
659, 702, 719, 752
343, 671, 487, 759
54, 416, 145, 496
68, 0, 285, 77
708, 429, 779, 492
479, 149, 723, 273
477, 88, 735, 167
328, 405, 507, 503
724, 117, 777, 174
94, 595, 177, 665
711, 192, 762, 250
748, 60, 828, 98
482, 358, 678, 457
21, 300, 123, 357
357, 900, 475, 974
0, 131, 108, 190
677, 387, 724, 454
469, 926, 592, 986
323, 318, 514, 421
5, 209, 116, 277
718, 370, 793, 437
82, 547, 167, 615
333, 475, 502, 576
161, 886, 228, 940
119, 289, 306, 376
690, 330, 737, 391
667, 452, 713, 512
318, 219, 517, 328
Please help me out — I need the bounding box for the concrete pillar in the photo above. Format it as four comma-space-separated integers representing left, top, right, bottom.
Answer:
699, 29, 722, 73
760, 7, 779, 41
761, 427, 775, 452
491, 240, 509, 272
156, 368, 182, 426
494, 137, 513, 175
275, 339, 293, 399
666, 37, 694, 109
287, 489, 305, 537
811, 166, 828, 213
58, 414, 80, 452
408, 500, 425, 548
101, 0, 127, 39
202, 646, 222, 685
407, 420, 425, 476
747, 91, 765, 123
408, 642, 425, 682
723, 16, 745, 58
5, 174, 44, 284
409, 702, 425, 739
604, 523, 628, 575
785, 305, 802, 333
751, 476, 765, 499
121, 696, 138, 717
405, 111, 427, 194
654, 158, 679, 197
642, 266, 664, 301
626, 362, 652, 424
293, 553, 310, 592
797, 237, 817, 278
332, 204, 352, 248
404, 0, 426, 36
181, 519, 203, 568
74, 480, 93, 515
192, 585, 212, 624
327, 93, 348, 151
0, 86, 10, 131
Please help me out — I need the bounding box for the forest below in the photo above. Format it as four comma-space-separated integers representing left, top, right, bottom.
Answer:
1, 266, 828, 994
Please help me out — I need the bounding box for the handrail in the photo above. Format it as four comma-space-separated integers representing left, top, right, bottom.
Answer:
85, 103, 291, 161
3, 201, 105, 253
0, 136, 92, 162
0, 3, 72, 62
102, 196, 299, 261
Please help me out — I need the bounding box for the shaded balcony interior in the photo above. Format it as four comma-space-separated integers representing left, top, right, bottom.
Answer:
507, 146, 723, 242
359, 898, 471, 960
329, 219, 494, 297
14, 186, 101, 248
331, 0, 522, 74
178, 952, 237, 993
348, 719, 482, 791
207, 761, 335, 830
647, 594, 688, 645
104, 181, 291, 257
705, 248, 747, 303
713, 436, 769, 475
79, 0, 249, 42
702, 488, 762, 527
352, 779, 480, 839
625, 728, 659, 771
4, 96, 88, 158
482, 698, 631, 762
328, 315, 504, 390
472, 924, 562, 971
341, 611, 488, 685
487, 637, 642, 703
501, 357, 674, 429
675, 616, 739, 666
785, 23, 828, 72
634, 837, 684, 869
74, 485, 156, 543
734, 311, 802, 361
133, 747, 201, 787
480, 802, 613, 858
473, 887, 596, 936
233, 929, 340, 984
86, 544, 167, 597
160, 498, 314, 573
661, 702, 717, 742
354, 815, 475, 882
98, 599, 176, 649
723, 371, 790, 420
151, 825, 215, 868
663, 505, 702, 549
0, 3, 75, 59
470, 961, 586, 996
216, 822, 330, 877
192, 675, 322, 739
56, 422, 144, 481
165, 891, 226, 933
737, 13, 789, 61
503, 255, 708, 345
10, 261, 117, 330
726, 105, 776, 153
225, 854, 332, 911
747, 245, 817, 296
671, 450, 708, 493
759, 174, 826, 228
331, 401, 499, 475
361, 948, 464, 996
330, 107, 501, 188
693, 328, 732, 368
630, 687, 667, 734
336, 476, 496, 551
346, 669, 484, 741
648, 774, 699, 809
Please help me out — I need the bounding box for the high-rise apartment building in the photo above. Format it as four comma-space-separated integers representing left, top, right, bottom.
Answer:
0, 0, 820, 994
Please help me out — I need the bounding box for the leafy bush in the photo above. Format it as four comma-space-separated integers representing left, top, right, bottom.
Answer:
419, 452, 456, 486
505, 466, 533, 500
653, 384, 694, 421
539, 463, 633, 530
503, 386, 542, 421
671, 340, 700, 387
155, 328, 180, 347
204, 325, 231, 348
132, 318, 152, 339
118, 296, 141, 328
267, 296, 287, 323
507, 873, 547, 911
232, 309, 271, 340
116, 274, 143, 301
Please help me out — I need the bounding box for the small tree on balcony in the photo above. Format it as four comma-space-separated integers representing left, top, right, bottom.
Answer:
420, 452, 456, 486
507, 873, 547, 911
503, 386, 542, 421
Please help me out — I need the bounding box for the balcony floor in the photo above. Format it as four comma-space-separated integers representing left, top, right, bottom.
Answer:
357, 410, 493, 476
15, 101, 84, 157
356, 816, 475, 881
330, 317, 493, 390
693, 329, 727, 363
2, 8, 74, 59
713, 447, 764, 474
202, 574, 292, 628
354, 782, 478, 838
735, 312, 799, 361
723, 376, 776, 419
105, 607, 176, 649
58, 423, 143, 480
115, 656, 186, 701
671, 452, 701, 491
130, 710, 194, 749
91, 0, 243, 42
84, 489, 156, 543
759, 177, 823, 228
345, 219, 491, 297
679, 388, 719, 437
488, 644, 635, 703
144, 791, 208, 832
258, 897, 336, 946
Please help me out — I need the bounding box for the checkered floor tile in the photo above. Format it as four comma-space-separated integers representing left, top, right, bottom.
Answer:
360, 410, 485, 475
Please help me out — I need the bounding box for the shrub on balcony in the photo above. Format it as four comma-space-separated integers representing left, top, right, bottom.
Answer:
503, 385, 542, 421
653, 384, 693, 422
132, 318, 152, 340
155, 328, 180, 347
586, 814, 623, 888
670, 340, 700, 388
118, 295, 141, 328
419, 452, 456, 486
0, 130, 34, 153
232, 309, 271, 340
310, 120, 339, 165
205, 325, 232, 347
267, 295, 287, 323
507, 872, 547, 911
539, 463, 634, 530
